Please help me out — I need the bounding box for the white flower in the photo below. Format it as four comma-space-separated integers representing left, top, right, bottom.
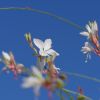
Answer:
81, 42, 93, 63
81, 42, 93, 54
33, 38, 59, 56
22, 67, 44, 95
80, 21, 98, 38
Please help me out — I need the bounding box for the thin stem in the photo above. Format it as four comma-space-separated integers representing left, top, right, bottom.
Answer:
29, 43, 38, 54
66, 72, 100, 83
61, 89, 74, 100
62, 89, 74, 100
60, 89, 64, 100
62, 88, 92, 100
0, 7, 85, 30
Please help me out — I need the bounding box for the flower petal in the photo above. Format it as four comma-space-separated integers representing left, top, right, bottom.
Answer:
94, 21, 98, 31
46, 49, 59, 56
44, 39, 52, 51
81, 42, 93, 54
32, 67, 43, 79
2, 51, 10, 61
86, 25, 92, 33
33, 38, 44, 50
80, 32, 89, 37
22, 77, 38, 88
33, 85, 41, 96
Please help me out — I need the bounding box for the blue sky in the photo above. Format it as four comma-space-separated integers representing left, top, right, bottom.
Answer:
0, 0, 100, 100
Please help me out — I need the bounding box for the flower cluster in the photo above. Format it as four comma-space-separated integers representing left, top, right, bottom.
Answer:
22, 33, 64, 96
0, 33, 88, 100
80, 21, 100, 62
1, 51, 25, 77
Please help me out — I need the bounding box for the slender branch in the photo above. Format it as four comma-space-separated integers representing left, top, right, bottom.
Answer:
62, 88, 92, 100
61, 88, 74, 100
0, 7, 85, 30
67, 72, 100, 83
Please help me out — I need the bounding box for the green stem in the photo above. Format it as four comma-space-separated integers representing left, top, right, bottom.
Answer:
66, 72, 100, 83
0, 7, 85, 30
62, 88, 92, 100
62, 89, 74, 100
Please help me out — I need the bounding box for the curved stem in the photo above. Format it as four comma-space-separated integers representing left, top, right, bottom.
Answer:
67, 72, 100, 83
62, 89, 74, 100
0, 7, 85, 30
62, 88, 92, 100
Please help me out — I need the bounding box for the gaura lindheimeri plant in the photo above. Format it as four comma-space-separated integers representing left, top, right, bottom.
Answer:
0, 33, 92, 100
0, 7, 99, 100
80, 21, 100, 62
